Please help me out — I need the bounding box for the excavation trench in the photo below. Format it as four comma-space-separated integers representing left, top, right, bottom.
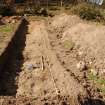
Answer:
0, 19, 28, 96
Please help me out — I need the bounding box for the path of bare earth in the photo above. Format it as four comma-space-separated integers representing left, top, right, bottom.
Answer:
16, 20, 87, 105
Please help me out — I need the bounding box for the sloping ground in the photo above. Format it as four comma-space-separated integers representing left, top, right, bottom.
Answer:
48, 13, 105, 102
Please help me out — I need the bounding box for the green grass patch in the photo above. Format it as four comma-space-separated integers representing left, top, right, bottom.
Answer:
0, 24, 13, 33
62, 40, 75, 50
88, 72, 105, 85
97, 78, 105, 85
88, 72, 105, 94
88, 72, 98, 81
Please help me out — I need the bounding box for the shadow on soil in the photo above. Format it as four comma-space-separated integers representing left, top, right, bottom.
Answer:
81, 98, 105, 105
0, 19, 28, 96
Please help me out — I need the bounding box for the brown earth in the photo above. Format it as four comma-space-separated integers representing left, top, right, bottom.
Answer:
16, 20, 87, 105
48, 13, 105, 101
0, 14, 105, 105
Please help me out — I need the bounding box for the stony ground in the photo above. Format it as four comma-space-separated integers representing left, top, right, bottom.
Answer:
0, 14, 105, 105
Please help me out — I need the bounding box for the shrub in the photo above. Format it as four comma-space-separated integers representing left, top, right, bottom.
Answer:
0, 7, 15, 16
71, 3, 105, 22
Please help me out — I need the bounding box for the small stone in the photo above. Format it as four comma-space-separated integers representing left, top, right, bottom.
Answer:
11, 20, 16, 24
77, 61, 86, 71
78, 51, 83, 56
27, 64, 34, 70
82, 82, 87, 87
89, 61, 93, 65
90, 69, 98, 76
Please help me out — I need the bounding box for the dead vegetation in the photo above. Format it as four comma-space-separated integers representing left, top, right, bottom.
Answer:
70, 3, 105, 23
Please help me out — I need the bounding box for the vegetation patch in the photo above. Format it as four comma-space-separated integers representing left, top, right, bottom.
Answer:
0, 24, 13, 33
70, 3, 105, 23
62, 40, 75, 50
88, 72, 105, 94
0, 7, 14, 16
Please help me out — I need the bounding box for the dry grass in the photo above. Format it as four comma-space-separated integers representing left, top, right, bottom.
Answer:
70, 3, 105, 23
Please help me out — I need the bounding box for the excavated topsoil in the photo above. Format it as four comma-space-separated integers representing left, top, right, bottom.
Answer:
47, 13, 105, 104
0, 14, 105, 105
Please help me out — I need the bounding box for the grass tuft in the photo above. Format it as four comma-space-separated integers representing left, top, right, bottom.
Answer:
0, 24, 13, 33
63, 40, 75, 50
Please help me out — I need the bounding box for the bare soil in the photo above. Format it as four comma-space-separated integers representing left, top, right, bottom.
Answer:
0, 14, 105, 105
16, 20, 87, 105
48, 13, 105, 103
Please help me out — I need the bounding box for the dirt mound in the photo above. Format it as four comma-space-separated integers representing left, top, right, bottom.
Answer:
50, 13, 81, 30
49, 13, 105, 76
48, 13, 105, 102
62, 22, 105, 75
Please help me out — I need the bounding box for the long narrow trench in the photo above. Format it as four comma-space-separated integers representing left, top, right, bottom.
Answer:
0, 19, 28, 96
